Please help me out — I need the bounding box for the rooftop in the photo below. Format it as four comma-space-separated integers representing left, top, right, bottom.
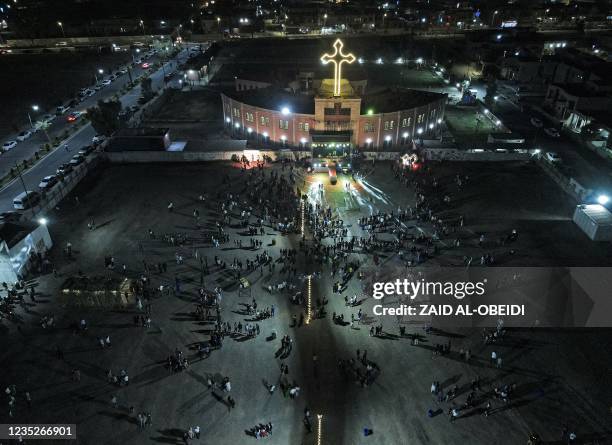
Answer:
223, 87, 316, 115
0, 221, 38, 249
360, 88, 447, 114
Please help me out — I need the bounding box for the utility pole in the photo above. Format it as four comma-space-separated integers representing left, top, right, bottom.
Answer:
15, 162, 36, 216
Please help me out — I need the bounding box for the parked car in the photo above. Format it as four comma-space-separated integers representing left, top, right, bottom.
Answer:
544, 127, 560, 138
101, 79, 112, 86
129, 105, 140, 113
133, 59, 142, 65
0, 211, 23, 223
56, 163, 73, 176
16, 130, 32, 141
38, 175, 58, 191
69, 154, 85, 166
118, 68, 128, 75
92, 135, 106, 144
545, 151, 562, 163
13, 191, 40, 210
530, 117, 543, 128
2, 141, 17, 151
78, 145, 95, 156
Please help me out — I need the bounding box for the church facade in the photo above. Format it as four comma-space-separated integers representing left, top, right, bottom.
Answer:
221, 39, 447, 157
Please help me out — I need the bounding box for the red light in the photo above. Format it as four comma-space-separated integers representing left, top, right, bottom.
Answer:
411, 162, 420, 171
142, 63, 150, 68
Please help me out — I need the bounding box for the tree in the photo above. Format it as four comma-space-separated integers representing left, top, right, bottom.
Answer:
87, 100, 121, 136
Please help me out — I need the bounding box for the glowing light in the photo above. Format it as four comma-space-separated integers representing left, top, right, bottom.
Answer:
402, 132, 409, 138
385, 135, 391, 141
437, 118, 442, 124
416, 57, 423, 64
417, 128, 423, 134
281, 106, 290, 115
320, 39, 356, 97
396, 57, 403, 64
38, 217, 47, 225
316, 414, 323, 445
484, 109, 489, 114
365, 138, 372, 144
300, 137, 307, 144
496, 120, 501, 126
306, 275, 312, 324
262, 131, 269, 137
597, 195, 610, 205
247, 127, 252, 133
234, 122, 240, 128
367, 109, 374, 115
429, 123, 434, 129
280, 135, 287, 141
225, 117, 231, 123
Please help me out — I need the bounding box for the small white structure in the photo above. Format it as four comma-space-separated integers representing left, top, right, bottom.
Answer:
0, 222, 53, 283
573, 204, 612, 241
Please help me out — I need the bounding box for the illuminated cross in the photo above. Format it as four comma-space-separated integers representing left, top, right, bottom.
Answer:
320, 39, 355, 97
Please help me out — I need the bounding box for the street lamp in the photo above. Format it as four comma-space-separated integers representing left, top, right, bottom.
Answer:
57, 21, 65, 37
95, 68, 103, 83
27, 104, 39, 128
597, 195, 610, 205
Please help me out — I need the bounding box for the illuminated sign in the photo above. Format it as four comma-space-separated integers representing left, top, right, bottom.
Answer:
320, 39, 356, 97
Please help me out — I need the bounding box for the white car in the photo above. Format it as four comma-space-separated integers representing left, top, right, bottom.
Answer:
530, 117, 543, 128
38, 175, 58, 190
92, 135, 106, 144
101, 79, 112, 86
2, 141, 17, 151
16, 130, 32, 141
545, 151, 562, 163
544, 127, 560, 138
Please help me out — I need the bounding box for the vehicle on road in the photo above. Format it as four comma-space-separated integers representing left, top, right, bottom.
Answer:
56, 105, 71, 115
69, 154, 85, 166
545, 151, 562, 163
92, 135, 106, 144
67, 111, 82, 122
530, 117, 543, 128
142, 62, 150, 69
2, 141, 17, 151
13, 191, 41, 210
337, 160, 352, 173
544, 127, 560, 138
133, 59, 142, 65
16, 130, 32, 141
38, 175, 58, 191
101, 79, 112, 86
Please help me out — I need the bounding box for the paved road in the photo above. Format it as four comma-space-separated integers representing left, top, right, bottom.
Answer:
0, 47, 194, 213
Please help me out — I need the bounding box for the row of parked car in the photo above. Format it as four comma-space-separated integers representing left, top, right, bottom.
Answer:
12, 141, 100, 210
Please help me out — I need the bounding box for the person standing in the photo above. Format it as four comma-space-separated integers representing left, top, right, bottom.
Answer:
194, 425, 200, 439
